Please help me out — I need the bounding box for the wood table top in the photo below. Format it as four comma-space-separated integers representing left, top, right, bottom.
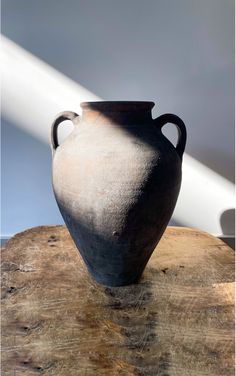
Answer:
1, 226, 235, 376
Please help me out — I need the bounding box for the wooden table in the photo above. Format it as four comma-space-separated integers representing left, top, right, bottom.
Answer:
1, 226, 235, 376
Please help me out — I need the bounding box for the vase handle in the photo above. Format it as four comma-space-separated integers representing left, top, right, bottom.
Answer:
154, 114, 187, 160
51, 111, 79, 152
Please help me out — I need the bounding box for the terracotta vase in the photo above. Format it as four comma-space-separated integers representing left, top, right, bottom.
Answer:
51, 101, 187, 286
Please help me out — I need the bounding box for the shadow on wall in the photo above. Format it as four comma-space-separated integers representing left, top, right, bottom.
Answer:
219, 209, 235, 250
220, 209, 235, 236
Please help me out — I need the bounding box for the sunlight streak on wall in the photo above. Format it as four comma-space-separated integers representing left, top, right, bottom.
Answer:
1, 36, 99, 143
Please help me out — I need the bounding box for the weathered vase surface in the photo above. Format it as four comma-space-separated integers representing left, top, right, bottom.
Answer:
51, 101, 187, 286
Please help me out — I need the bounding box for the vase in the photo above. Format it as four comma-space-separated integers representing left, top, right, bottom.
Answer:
51, 101, 186, 286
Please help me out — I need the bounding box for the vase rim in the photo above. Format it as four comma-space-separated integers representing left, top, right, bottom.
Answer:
80, 101, 155, 111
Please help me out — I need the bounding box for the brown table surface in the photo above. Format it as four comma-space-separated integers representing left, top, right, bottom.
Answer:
1, 226, 235, 376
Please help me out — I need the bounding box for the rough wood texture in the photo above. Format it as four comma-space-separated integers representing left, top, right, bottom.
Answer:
1, 226, 235, 376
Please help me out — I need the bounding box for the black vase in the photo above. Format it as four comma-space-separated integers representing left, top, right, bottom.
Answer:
51, 101, 187, 286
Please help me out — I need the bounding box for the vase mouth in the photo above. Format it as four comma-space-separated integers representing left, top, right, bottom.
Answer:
80, 101, 155, 112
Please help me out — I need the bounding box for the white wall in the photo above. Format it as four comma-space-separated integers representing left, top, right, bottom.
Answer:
1, 0, 234, 238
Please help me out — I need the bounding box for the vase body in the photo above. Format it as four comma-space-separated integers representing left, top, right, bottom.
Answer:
51, 101, 186, 286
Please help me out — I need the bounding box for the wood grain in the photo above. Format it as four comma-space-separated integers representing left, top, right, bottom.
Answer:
1, 226, 235, 375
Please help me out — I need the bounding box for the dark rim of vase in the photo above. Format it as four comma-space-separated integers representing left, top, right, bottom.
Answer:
80, 101, 155, 112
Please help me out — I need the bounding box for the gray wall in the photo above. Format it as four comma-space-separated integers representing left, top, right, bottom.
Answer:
2, 0, 234, 237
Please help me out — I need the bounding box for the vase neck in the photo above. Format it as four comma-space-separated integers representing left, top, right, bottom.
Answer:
81, 101, 154, 125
